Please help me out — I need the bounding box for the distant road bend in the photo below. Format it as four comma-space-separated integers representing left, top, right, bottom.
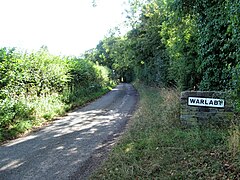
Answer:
0, 83, 138, 180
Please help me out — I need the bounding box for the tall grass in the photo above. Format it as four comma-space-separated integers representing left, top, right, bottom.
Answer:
228, 115, 240, 157
91, 83, 240, 179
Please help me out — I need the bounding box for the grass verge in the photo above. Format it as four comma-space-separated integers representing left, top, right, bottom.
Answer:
0, 85, 114, 142
91, 83, 240, 179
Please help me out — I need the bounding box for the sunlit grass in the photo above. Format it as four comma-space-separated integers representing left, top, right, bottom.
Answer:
91, 83, 240, 179
0, 84, 115, 142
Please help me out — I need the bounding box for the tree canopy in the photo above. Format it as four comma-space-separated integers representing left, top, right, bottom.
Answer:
86, 0, 239, 109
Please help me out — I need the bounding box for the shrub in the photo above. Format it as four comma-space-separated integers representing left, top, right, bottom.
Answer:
0, 47, 113, 141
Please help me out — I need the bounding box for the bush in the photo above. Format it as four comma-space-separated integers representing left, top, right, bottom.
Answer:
0, 47, 114, 141
232, 63, 240, 112
0, 98, 34, 129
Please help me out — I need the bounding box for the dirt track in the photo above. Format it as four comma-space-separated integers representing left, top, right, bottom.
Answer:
0, 83, 138, 180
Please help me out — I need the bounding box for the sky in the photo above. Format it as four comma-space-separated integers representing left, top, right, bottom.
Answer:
0, 0, 128, 56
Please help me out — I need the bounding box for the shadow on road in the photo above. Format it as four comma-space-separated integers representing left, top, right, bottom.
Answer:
0, 83, 138, 180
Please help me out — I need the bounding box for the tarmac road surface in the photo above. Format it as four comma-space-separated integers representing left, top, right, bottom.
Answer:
0, 83, 138, 180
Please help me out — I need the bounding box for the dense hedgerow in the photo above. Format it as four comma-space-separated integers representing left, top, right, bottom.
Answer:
91, 0, 239, 91
0, 47, 114, 141
89, 0, 240, 110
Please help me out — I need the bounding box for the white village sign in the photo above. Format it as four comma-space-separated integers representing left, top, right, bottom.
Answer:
188, 97, 225, 108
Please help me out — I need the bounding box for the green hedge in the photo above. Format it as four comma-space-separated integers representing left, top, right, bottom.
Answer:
0, 47, 113, 140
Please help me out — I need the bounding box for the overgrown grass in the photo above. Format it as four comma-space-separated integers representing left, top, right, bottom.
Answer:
0, 84, 114, 142
91, 83, 240, 179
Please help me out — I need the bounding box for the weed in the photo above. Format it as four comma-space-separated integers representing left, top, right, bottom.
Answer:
91, 83, 240, 179
229, 123, 240, 157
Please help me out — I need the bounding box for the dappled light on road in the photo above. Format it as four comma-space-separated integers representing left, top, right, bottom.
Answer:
0, 83, 138, 180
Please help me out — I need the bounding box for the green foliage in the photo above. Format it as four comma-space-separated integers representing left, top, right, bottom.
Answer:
86, 36, 135, 83
86, 0, 239, 106
129, 4, 170, 86
161, 11, 199, 89
228, 0, 240, 111
0, 47, 114, 141
0, 47, 70, 98
0, 98, 33, 128
232, 63, 240, 112
195, 1, 237, 90
86, 0, 239, 92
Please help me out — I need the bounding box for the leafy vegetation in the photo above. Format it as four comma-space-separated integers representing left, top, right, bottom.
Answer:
0, 0, 239, 177
86, 0, 240, 178
0, 47, 114, 141
91, 83, 240, 179
87, 0, 239, 100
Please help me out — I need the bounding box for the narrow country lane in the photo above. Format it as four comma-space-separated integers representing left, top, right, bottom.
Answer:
0, 83, 138, 180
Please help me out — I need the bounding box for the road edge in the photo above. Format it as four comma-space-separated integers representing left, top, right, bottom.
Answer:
69, 84, 139, 180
